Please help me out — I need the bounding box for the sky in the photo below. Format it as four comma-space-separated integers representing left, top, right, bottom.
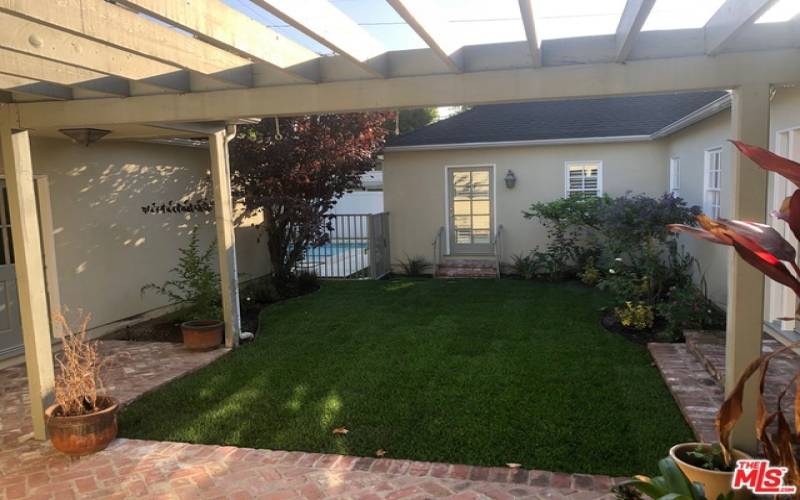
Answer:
224, 0, 800, 55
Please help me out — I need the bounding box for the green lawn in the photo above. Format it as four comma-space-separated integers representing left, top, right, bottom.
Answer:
119, 279, 692, 476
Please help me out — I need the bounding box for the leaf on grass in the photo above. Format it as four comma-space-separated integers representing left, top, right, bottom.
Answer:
332, 426, 349, 435
375, 449, 387, 457
506, 463, 521, 469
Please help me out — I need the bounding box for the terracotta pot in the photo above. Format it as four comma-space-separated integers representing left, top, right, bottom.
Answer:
670, 443, 752, 500
45, 396, 119, 456
180, 319, 223, 351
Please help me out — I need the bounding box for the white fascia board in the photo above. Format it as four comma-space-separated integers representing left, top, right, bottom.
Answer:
650, 93, 732, 138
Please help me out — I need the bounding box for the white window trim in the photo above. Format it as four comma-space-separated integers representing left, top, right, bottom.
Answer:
669, 156, 680, 195
564, 160, 603, 197
703, 147, 722, 218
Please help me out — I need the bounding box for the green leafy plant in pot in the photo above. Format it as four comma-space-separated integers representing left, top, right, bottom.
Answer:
46, 311, 119, 456
142, 227, 223, 350
666, 140, 800, 497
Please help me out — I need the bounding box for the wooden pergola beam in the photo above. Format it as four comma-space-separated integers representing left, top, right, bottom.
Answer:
0, 13, 189, 92
705, 0, 779, 55
251, 0, 388, 78
0, 125, 54, 440
0, 0, 253, 88
386, 0, 462, 72
10, 48, 800, 129
615, 0, 656, 62
0, 74, 71, 100
117, 0, 320, 83
518, 0, 542, 67
0, 49, 129, 97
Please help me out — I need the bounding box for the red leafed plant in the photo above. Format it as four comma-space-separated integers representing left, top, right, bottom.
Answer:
668, 140, 800, 487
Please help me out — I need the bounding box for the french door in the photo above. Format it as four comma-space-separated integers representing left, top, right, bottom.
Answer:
448, 166, 493, 255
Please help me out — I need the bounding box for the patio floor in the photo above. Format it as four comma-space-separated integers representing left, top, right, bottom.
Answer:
0, 340, 618, 499
649, 331, 800, 443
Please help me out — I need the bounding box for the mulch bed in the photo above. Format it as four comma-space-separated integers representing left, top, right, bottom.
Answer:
600, 313, 668, 345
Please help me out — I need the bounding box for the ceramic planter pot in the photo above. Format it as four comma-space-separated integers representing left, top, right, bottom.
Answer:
670, 443, 752, 500
180, 319, 223, 351
45, 396, 119, 456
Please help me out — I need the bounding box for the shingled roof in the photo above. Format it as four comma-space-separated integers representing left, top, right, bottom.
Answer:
386, 91, 729, 149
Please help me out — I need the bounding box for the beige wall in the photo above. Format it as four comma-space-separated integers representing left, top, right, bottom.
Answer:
665, 86, 800, 309
384, 141, 668, 270
18, 138, 268, 332
666, 111, 732, 306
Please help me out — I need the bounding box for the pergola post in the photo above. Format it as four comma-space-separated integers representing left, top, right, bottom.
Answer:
209, 129, 240, 348
0, 125, 54, 440
725, 82, 771, 453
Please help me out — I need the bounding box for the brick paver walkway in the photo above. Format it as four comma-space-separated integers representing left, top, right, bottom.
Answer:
1, 340, 618, 499
649, 331, 800, 443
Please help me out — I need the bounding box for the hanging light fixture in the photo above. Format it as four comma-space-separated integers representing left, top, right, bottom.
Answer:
504, 169, 517, 189
58, 128, 111, 146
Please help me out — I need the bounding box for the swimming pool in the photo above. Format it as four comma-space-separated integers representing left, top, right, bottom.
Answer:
307, 241, 368, 259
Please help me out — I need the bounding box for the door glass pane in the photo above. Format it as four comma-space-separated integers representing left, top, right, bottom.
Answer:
473, 230, 490, 244
453, 200, 472, 216
453, 215, 471, 229
456, 229, 471, 244
472, 200, 490, 214
472, 215, 490, 230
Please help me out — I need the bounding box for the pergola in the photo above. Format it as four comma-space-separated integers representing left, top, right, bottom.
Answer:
0, 0, 798, 451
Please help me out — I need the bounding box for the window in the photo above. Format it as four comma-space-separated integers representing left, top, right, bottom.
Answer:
669, 157, 680, 195
704, 148, 722, 219
565, 161, 602, 197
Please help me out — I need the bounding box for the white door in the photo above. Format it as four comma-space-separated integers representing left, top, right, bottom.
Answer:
0, 181, 23, 359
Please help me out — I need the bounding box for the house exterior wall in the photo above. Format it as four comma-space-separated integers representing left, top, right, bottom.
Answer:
665, 111, 732, 306
384, 141, 668, 270
665, 86, 800, 310
19, 138, 269, 334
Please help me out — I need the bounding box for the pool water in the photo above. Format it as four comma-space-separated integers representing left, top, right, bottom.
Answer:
309, 242, 367, 258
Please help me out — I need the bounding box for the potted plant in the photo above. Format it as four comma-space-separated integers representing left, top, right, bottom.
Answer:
142, 227, 223, 351
46, 311, 119, 456
666, 140, 800, 495
619, 456, 707, 499
668, 443, 750, 500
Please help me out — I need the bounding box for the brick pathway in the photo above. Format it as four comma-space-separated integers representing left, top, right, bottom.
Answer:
1, 340, 618, 499
649, 331, 800, 443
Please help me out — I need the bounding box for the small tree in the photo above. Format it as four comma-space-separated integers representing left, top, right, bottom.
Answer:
230, 113, 391, 282
384, 108, 438, 134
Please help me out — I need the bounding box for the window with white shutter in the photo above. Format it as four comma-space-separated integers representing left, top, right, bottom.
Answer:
564, 161, 602, 197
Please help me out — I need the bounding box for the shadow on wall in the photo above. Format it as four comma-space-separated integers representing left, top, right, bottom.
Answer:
30, 138, 267, 328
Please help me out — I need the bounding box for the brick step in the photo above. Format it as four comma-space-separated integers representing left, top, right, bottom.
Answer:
436, 265, 497, 278
439, 259, 496, 268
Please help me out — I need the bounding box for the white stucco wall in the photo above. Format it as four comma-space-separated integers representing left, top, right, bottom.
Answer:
384, 140, 669, 269
20, 138, 269, 332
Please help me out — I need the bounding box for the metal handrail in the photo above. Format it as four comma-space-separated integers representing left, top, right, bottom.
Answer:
432, 226, 445, 277
492, 224, 504, 279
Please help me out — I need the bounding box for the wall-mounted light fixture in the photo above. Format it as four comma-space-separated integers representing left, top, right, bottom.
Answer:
58, 128, 111, 146
504, 169, 516, 189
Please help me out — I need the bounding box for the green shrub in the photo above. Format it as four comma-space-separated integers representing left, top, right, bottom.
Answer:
510, 253, 537, 280
396, 255, 431, 277
142, 227, 221, 321
614, 302, 655, 330
579, 257, 601, 286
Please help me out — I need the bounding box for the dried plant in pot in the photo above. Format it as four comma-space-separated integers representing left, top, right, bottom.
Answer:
46, 312, 118, 456
666, 140, 800, 496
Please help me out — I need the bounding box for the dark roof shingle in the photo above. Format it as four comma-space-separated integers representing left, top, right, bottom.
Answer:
386, 91, 728, 148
